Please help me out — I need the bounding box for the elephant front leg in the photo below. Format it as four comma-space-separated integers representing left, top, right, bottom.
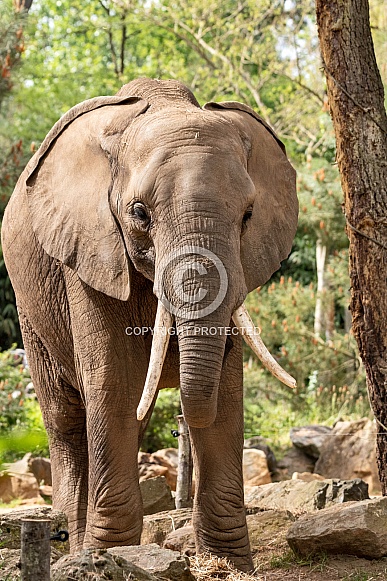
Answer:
82, 387, 143, 548
189, 335, 253, 572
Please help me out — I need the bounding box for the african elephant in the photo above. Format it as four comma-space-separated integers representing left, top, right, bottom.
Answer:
2, 78, 297, 571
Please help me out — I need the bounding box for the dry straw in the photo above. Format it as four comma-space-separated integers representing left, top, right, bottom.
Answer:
189, 554, 259, 580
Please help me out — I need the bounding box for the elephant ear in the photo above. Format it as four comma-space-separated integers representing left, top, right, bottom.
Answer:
26, 95, 149, 301
204, 101, 298, 292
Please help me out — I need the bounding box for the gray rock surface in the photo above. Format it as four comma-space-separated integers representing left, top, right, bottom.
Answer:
287, 497, 387, 558
28, 456, 52, 486
163, 525, 196, 555
290, 425, 332, 459
150, 448, 178, 491
52, 548, 158, 580
245, 478, 369, 515
247, 510, 293, 550
0, 472, 40, 503
277, 446, 316, 476
140, 476, 175, 515
315, 418, 381, 493
0, 506, 68, 552
243, 448, 271, 486
109, 544, 195, 580
244, 436, 278, 473
141, 508, 192, 545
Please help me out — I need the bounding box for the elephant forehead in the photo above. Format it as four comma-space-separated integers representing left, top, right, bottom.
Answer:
127, 109, 245, 162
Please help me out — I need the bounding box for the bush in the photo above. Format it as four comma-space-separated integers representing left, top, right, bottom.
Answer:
141, 388, 180, 452
0, 348, 47, 463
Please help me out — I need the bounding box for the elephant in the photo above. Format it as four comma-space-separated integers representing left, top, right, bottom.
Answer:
1, 78, 298, 572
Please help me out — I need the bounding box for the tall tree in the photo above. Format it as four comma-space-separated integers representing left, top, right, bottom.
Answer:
0, 0, 32, 348
316, 0, 387, 492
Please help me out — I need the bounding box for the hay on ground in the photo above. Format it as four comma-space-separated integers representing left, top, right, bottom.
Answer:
189, 554, 259, 580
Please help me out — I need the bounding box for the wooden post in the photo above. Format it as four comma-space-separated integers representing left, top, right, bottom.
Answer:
20, 519, 51, 581
175, 414, 193, 508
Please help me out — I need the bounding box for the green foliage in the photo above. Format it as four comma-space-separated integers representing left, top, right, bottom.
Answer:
0, 349, 47, 462
141, 388, 180, 453
0, 348, 30, 429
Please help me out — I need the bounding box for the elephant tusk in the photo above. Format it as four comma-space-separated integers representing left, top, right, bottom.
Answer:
232, 303, 297, 389
137, 301, 173, 421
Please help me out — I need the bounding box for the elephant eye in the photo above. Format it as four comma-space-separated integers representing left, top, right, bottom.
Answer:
132, 202, 150, 224
242, 206, 253, 233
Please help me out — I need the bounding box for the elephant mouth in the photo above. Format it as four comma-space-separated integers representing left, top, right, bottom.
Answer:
136, 300, 296, 422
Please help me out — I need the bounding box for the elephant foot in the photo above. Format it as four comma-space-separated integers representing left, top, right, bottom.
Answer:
196, 545, 254, 573
82, 512, 142, 549
193, 515, 253, 573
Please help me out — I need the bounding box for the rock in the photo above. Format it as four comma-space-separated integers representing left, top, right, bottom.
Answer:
2, 453, 32, 475
141, 508, 192, 546
150, 448, 178, 491
163, 525, 196, 555
0, 547, 63, 580
290, 425, 332, 459
0, 548, 21, 580
247, 510, 293, 550
0, 472, 40, 503
277, 446, 316, 476
39, 484, 53, 499
109, 544, 195, 580
243, 449, 271, 486
139, 463, 170, 482
244, 436, 278, 473
244, 478, 369, 516
0, 506, 68, 553
287, 497, 387, 558
292, 472, 326, 482
315, 418, 381, 493
52, 548, 158, 580
28, 456, 52, 486
140, 477, 175, 515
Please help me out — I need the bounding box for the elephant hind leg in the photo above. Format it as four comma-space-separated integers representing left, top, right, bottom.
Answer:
19, 313, 88, 552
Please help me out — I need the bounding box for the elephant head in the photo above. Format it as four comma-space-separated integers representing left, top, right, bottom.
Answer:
26, 78, 298, 428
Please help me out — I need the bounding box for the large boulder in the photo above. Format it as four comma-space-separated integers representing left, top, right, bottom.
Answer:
0, 506, 68, 553
314, 418, 381, 493
244, 436, 277, 473
277, 446, 316, 477
163, 525, 196, 556
243, 449, 271, 486
140, 476, 175, 515
244, 478, 369, 515
0, 547, 63, 581
109, 544, 195, 580
52, 548, 158, 580
141, 508, 192, 546
287, 497, 387, 558
0, 472, 40, 503
28, 456, 52, 486
292, 472, 325, 482
290, 425, 332, 459
138, 452, 170, 482
150, 449, 178, 491
247, 510, 293, 550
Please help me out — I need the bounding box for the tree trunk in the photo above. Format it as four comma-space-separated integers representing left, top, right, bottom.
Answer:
315, 0, 387, 492
314, 237, 327, 337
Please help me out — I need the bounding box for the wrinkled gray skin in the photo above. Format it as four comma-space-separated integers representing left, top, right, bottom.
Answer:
2, 78, 297, 572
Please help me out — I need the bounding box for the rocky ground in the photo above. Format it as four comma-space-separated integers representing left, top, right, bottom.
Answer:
0, 418, 386, 580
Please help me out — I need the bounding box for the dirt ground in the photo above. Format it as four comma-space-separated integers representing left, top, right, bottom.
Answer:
251, 542, 387, 581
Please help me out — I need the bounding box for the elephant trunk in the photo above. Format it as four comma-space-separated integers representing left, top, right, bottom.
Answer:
136, 223, 296, 425
176, 319, 228, 428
